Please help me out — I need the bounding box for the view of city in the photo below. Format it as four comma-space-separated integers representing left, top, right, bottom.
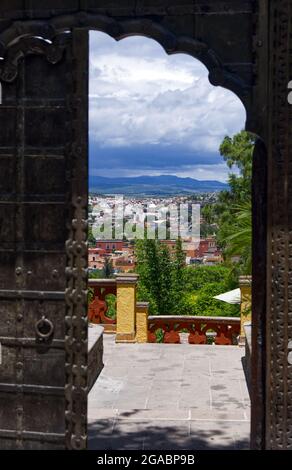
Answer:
0, 2, 291, 455
87, 31, 252, 323
86, 30, 253, 451
88, 193, 221, 273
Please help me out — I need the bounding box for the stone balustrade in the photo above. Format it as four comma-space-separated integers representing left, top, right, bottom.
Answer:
88, 275, 241, 345
88, 274, 141, 341
239, 275, 252, 344
148, 315, 241, 345
88, 278, 117, 332
115, 274, 139, 343
136, 302, 150, 343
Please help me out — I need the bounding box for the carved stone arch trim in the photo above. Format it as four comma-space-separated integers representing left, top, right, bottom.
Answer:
0, 33, 71, 82
0, 10, 256, 450
0, 12, 251, 112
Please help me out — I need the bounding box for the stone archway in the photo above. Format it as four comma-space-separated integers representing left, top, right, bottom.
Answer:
0, 1, 290, 450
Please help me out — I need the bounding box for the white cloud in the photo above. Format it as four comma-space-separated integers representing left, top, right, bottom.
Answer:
89, 31, 246, 180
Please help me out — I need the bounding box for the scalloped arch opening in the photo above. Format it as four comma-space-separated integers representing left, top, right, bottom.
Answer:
89, 31, 246, 183
0, 13, 250, 112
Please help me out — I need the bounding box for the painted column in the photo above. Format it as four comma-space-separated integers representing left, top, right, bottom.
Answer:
136, 302, 149, 343
239, 275, 252, 343
115, 273, 139, 343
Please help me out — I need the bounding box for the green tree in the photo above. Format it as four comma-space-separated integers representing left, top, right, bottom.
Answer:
136, 241, 240, 317
102, 257, 114, 278
89, 269, 103, 279
220, 201, 252, 274
182, 265, 236, 292
178, 266, 239, 317
174, 237, 185, 272
88, 225, 96, 247
202, 130, 254, 273
158, 244, 175, 315
135, 239, 177, 315
171, 238, 185, 313
135, 240, 159, 314
191, 282, 239, 317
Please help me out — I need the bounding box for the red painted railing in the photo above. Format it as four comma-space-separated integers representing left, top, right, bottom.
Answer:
148, 315, 240, 345
88, 279, 117, 329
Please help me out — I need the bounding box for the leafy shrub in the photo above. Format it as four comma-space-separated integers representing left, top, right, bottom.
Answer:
191, 282, 239, 317
105, 294, 117, 319
177, 267, 240, 317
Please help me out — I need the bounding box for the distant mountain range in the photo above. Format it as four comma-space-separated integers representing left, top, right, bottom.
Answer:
89, 175, 228, 195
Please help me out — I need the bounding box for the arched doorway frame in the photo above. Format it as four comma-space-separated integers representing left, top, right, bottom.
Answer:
0, 12, 267, 450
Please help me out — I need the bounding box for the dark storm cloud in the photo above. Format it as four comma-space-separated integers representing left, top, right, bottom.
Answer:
89, 32, 246, 181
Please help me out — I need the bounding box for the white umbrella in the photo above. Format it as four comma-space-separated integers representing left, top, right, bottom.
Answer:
213, 288, 241, 304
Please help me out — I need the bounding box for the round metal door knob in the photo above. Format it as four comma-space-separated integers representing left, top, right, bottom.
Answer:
35, 317, 54, 340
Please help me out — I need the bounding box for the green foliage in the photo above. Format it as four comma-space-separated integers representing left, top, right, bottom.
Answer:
88, 287, 94, 304
190, 282, 239, 317
89, 269, 103, 279
175, 237, 185, 271
136, 243, 239, 317
88, 270, 103, 304
200, 221, 217, 238
202, 130, 254, 274
155, 328, 165, 343
220, 131, 253, 182
105, 293, 117, 319
135, 239, 177, 315
135, 131, 254, 317
171, 238, 186, 313
102, 257, 114, 278
178, 266, 239, 317
221, 201, 252, 274
88, 226, 96, 247
182, 265, 236, 292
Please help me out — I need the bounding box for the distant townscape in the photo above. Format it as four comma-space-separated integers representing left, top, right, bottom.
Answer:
88, 131, 252, 321
88, 192, 222, 274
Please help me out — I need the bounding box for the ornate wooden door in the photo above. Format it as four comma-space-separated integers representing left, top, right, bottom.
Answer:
0, 1, 291, 451
0, 28, 89, 450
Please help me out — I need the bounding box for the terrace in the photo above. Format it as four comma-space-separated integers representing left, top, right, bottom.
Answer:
88, 336, 250, 450
87, 276, 251, 450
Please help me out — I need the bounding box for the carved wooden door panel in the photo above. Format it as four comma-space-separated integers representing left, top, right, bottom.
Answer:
265, 0, 292, 450
0, 29, 89, 450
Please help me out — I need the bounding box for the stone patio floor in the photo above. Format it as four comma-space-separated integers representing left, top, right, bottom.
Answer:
88, 335, 250, 450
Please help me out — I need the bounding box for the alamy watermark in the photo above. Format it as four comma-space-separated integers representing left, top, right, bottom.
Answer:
91, 196, 200, 246
288, 81, 292, 104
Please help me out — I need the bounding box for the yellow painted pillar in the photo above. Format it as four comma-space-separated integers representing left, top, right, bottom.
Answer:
239, 275, 252, 344
115, 273, 139, 343
136, 302, 149, 343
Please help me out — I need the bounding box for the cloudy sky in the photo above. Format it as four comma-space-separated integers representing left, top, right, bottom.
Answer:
89, 32, 246, 182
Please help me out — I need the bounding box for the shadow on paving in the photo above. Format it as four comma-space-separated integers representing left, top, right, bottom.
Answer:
88, 412, 250, 450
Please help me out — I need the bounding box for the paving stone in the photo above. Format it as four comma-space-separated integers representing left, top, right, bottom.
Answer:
89, 398, 116, 408
88, 408, 118, 420
88, 335, 250, 450
179, 390, 211, 408
114, 389, 150, 409
146, 399, 180, 409
190, 408, 248, 421
103, 367, 131, 378
117, 408, 190, 420
110, 421, 147, 450
143, 421, 191, 450
88, 419, 116, 450
190, 420, 239, 450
